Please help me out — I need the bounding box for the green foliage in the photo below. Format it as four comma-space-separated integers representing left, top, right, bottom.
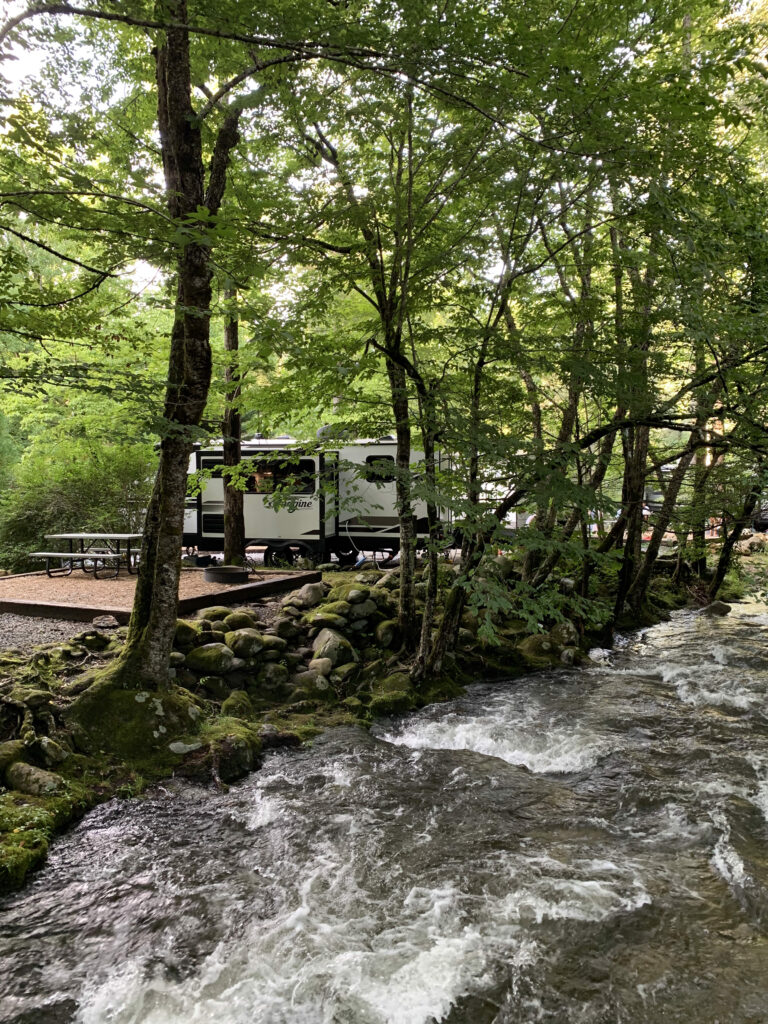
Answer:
0, 438, 155, 572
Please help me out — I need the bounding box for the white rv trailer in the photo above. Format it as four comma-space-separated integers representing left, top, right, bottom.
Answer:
183, 437, 442, 564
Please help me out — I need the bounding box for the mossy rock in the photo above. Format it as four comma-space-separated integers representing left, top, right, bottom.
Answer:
223, 610, 259, 631
5, 762, 63, 796
289, 670, 335, 701
223, 628, 264, 658
549, 620, 579, 647
0, 740, 26, 773
64, 680, 202, 761
303, 609, 349, 630
174, 619, 202, 650
341, 696, 366, 716
273, 616, 302, 641
516, 634, 562, 669
377, 671, 412, 693
327, 584, 370, 605
200, 717, 263, 783
197, 605, 232, 621
221, 689, 255, 721
254, 661, 290, 690
311, 628, 356, 667
284, 582, 326, 609
319, 599, 353, 617
369, 690, 416, 716
375, 619, 400, 649
200, 675, 231, 700
260, 633, 288, 653
185, 643, 236, 675
347, 599, 377, 621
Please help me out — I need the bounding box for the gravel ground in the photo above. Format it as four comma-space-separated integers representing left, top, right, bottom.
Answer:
0, 613, 116, 653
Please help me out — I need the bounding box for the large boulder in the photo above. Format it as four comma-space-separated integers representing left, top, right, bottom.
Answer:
223, 628, 265, 659
185, 643, 236, 675
311, 628, 356, 667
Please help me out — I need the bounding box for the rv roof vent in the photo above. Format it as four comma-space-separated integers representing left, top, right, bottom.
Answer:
377, 435, 395, 442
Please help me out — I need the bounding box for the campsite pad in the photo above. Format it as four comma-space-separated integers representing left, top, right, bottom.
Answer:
0, 568, 321, 623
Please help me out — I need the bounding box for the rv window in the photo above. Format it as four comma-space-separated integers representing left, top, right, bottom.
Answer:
245, 458, 316, 495
364, 455, 396, 483
200, 458, 224, 478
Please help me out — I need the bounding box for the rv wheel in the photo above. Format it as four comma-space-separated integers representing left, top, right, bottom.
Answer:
263, 545, 295, 567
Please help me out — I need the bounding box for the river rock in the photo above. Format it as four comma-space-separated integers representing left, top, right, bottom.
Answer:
328, 584, 371, 605
312, 628, 355, 667
701, 600, 732, 617
185, 643, 236, 674
174, 619, 201, 649
309, 657, 333, 676
284, 582, 325, 610
549, 620, 579, 647
6, 761, 63, 795
197, 605, 233, 622
374, 569, 400, 590
331, 661, 360, 687
273, 616, 302, 641
348, 598, 377, 621
0, 740, 25, 773
92, 614, 120, 628
304, 610, 349, 630
224, 628, 265, 658
256, 662, 290, 689
517, 634, 561, 668
375, 619, 400, 649
223, 611, 259, 631
560, 646, 578, 666
289, 670, 334, 700
222, 689, 255, 720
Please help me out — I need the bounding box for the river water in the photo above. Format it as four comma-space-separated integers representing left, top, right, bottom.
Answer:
2, 603, 768, 1023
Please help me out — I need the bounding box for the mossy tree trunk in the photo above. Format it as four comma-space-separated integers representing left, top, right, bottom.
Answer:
117, 2, 240, 688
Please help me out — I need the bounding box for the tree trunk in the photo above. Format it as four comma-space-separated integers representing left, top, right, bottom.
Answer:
223, 288, 245, 565
115, 3, 239, 688
708, 483, 761, 601
387, 357, 418, 647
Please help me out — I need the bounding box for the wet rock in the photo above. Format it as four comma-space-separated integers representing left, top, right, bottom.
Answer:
259, 724, 302, 749
369, 690, 415, 716
701, 600, 732, 617
312, 628, 355, 667
560, 646, 578, 666
223, 628, 264, 658
6, 762, 63, 795
185, 643, 236, 675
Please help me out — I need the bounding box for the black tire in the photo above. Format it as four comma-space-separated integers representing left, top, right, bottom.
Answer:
263, 545, 296, 567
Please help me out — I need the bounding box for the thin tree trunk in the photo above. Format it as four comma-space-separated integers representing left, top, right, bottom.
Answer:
223, 287, 245, 565
708, 483, 762, 600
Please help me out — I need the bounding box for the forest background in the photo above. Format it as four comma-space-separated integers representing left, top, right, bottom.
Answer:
1, 0, 768, 688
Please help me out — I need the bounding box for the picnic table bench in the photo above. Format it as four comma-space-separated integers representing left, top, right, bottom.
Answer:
29, 533, 142, 578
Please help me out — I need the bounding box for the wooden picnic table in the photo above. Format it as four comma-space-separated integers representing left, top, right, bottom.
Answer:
29, 532, 143, 578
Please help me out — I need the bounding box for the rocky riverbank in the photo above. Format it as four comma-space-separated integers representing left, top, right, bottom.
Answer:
0, 558, 745, 894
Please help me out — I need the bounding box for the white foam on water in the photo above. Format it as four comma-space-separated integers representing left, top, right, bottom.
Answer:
75, 815, 649, 1024
381, 703, 610, 774
709, 810, 749, 893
